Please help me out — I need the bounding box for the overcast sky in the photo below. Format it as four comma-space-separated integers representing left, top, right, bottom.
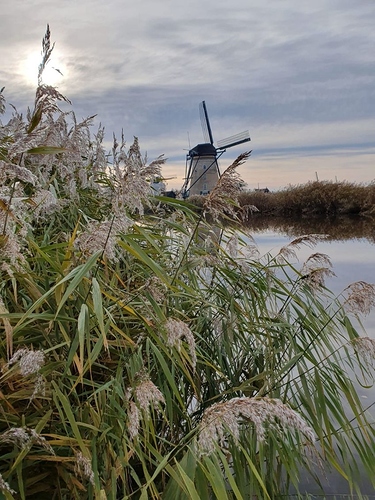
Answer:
1, 0, 374, 190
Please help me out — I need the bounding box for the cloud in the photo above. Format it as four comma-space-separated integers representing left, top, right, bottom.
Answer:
1, 0, 374, 191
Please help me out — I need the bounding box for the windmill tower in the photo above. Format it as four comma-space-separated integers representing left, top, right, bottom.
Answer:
181, 101, 250, 198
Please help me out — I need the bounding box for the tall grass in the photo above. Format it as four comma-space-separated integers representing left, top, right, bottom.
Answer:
238, 181, 375, 216
1, 28, 375, 499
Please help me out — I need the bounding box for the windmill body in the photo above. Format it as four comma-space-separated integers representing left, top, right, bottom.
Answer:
182, 101, 250, 198
186, 143, 219, 196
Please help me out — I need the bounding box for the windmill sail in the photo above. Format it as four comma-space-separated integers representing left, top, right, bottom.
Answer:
216, 130, 251, 150
199, 101, 214, 145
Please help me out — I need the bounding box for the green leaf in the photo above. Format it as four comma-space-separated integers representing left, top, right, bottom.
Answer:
216, 449, 243, 500
174, 462, 201, 500
77, 303, 89, 378
201, 455, 229, 499
238, 443, 272, 500
92, 277, 108, 351
55, 250, 102, 317
118, 238, 168, 284
27, 106, 43, 133
148, 341, 185, 408
51, 382, 87, 454
26, 146, 66, 154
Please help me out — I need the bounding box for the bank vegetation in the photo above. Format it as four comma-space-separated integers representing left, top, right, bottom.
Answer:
238, 180, 375, 217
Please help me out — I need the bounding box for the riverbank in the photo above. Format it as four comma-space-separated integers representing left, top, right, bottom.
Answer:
238, 180, 375, 216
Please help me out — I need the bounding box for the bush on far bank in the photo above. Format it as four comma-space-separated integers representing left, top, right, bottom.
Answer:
238, 180, 375, 216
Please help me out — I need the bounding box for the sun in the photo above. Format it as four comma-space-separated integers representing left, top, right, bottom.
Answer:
23, 50, 66, 87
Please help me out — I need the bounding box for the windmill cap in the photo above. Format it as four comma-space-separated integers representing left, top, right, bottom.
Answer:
189, 143, 217, 157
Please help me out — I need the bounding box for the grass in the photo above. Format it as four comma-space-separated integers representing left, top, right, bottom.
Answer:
0, 27, 375, 499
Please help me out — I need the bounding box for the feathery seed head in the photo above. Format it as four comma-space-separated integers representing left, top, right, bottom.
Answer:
30, 374, 46, 401
110, 136, 165, 214
197, 397, 315, 456
0, 87, 5, 115
0, 427, 29, 447
7, 348, 45, 376
240, 204, 260, 221
288, 234, 329, 250
300, 253, 335, 289
164, 318, 197, 370
343, 281, 375, 316
134, 379, 165, 414
0, 225, 28, 270
0, 427, 54, 454
0, 161, 38, 185
203, 152, 250, 221
277, 234, 329, 263
75, 216, 132, 261
74, 451, 95, 485
32, 189, 59, 218
126, 375, 165, 439
128, 401, 141, 439
352, 337, 375, 366
0, 473, 15, 495
276, 245, 298, 263
145, 276, 167, 303
226, 234, 238, 258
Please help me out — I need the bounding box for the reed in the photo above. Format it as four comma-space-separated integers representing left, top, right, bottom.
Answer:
238, 180, 375, 216
1, 28, 375, 499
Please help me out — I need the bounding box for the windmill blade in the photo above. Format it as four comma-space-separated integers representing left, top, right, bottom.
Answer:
216, 130, 251, 150
199, 101, 214, 145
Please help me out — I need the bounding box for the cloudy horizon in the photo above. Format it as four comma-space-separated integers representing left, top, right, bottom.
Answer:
1, 0, 374, 191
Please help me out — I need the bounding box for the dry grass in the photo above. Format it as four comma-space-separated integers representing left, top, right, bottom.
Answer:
238, 180, 375, 216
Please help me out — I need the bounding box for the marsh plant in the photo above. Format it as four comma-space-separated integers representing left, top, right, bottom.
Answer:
1, 28, 375, 499
238, 180, 375, 216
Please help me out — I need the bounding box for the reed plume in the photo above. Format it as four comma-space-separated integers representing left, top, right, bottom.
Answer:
197, 396, 315, 455
203, 151, 251, 220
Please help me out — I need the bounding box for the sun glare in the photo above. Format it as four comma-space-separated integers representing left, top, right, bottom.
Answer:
23, 51, 66, 87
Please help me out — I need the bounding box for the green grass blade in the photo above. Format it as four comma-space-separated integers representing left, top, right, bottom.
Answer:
51, 382, 87, 454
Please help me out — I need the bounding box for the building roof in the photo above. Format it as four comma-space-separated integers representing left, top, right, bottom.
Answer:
188, 143, 217, 157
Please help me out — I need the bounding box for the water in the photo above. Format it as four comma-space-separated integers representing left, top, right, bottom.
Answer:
243, 215, 375, 337
242, 216, 375, 497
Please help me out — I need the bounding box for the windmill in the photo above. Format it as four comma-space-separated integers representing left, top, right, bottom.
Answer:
181, 101, 250, 198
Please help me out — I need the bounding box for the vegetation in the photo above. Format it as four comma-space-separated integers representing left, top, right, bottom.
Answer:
1, 28, 375, 499
238, 181, 375, 216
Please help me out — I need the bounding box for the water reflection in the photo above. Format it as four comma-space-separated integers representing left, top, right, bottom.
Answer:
243, 216, 375, 338
244, 214, 375, 244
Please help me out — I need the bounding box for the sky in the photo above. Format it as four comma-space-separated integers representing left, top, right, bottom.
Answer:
1, 0, 374, 191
